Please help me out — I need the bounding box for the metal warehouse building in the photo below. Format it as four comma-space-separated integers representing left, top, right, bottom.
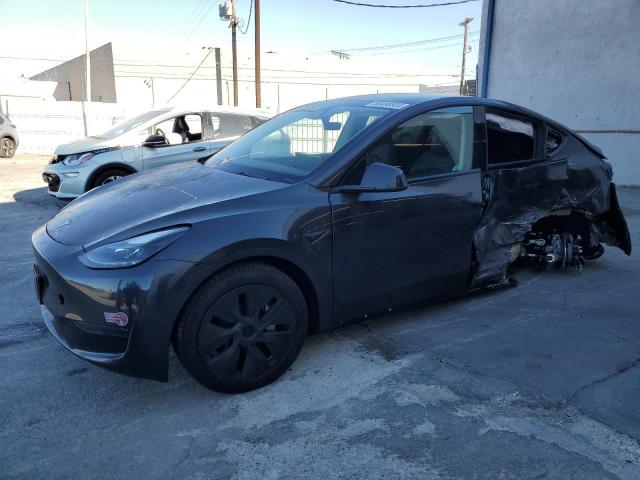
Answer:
477, 0, 639, 185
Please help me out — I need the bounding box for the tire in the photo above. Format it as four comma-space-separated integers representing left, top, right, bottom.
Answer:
175, 262, 308, 393
90, 168, 130, 189
584, 243, 605, 260
0, 137, 16, 158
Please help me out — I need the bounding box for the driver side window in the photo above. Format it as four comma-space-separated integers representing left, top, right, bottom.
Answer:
152, 114, 204, 146
153, 117, 180, 145
345, 106, 475, 184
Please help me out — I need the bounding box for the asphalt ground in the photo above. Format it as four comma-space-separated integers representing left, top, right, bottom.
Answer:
1, 154, 639, 479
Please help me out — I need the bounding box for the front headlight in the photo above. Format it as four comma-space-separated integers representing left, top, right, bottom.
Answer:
80, 226, 189, 269
63, 152, 95, 166
62, 147, 117, 166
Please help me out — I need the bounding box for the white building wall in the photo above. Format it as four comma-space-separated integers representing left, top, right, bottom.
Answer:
478, 0, 640, 185
7, 98, 125, 154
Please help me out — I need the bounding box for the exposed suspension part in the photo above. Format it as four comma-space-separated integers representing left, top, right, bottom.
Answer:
521, 232, 584, 271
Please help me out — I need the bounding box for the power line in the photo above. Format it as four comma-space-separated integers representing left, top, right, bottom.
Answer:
340, 31, 478, 52
113, 61, 470, 75
1, 29, 480, 65
0, 55, 73, 62
238, 0, 254, 34
180, 0, 208, 31
183, 1, 217, 43
0, 55, 470, 78
360, 40, 473, 55
166, 48, 216, 103
114, 70, 460, 80
115, 73, 462, 87
331, 0, 479, 8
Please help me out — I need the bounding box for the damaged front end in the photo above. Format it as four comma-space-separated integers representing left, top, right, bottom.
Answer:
471, 150, 631, 289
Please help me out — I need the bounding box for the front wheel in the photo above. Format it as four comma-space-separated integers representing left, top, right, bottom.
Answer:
0, 137, 16, 158
89, 168, 130, 190
174, 262, 308, 393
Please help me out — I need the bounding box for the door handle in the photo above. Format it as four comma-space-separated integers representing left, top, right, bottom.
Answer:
192, 146, 206, 152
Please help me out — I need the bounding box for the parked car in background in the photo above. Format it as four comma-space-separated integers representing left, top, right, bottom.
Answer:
42, 106, 270, 198
0, 114, 19, 158
32, 94, 630, 393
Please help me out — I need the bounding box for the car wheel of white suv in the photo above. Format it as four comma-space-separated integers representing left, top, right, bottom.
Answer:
0, 137, 16, 158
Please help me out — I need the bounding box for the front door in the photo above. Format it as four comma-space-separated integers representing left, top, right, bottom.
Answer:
330, 106, 483, 322
142, 113, 210, 170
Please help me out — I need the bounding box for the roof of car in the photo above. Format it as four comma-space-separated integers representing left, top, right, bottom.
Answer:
308, 93, 605, 159
162, 105, 272, 118
296, 93, 449, 110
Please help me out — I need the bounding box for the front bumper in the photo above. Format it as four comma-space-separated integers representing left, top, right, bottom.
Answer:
32, 225, 211, 381
43, 167, 86, 199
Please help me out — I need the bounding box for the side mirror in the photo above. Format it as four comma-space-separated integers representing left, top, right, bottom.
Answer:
143, 134, 167, 148
335, 162, 408, 193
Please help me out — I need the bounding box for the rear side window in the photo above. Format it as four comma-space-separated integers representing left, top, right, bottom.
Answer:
486, 111, 536, 164
212, 114, 253, 138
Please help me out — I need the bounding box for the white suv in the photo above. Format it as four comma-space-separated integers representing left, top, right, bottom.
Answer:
43, 106, 270, 199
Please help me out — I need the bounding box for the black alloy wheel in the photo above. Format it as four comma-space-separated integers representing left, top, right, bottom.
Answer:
198, 284, 296, 380
175, 262, 308, 393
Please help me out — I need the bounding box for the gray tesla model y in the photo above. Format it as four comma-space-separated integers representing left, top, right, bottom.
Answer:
32, 94, 631, 392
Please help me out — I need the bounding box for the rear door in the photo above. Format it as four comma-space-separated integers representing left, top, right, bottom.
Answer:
142, 113, 210, 170
330, 106, 484, 321
482, 107, 563, 210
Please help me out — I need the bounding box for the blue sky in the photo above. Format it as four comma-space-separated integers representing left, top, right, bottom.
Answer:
1, 0, 482, 79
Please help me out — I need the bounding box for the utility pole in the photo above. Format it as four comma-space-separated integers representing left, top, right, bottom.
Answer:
215, 47, 223, 106
82, 0, 91, 136
459, 17, 473, 96
330, 50, 350, 60
254, 0, 261, 108
231, 0, 239, 106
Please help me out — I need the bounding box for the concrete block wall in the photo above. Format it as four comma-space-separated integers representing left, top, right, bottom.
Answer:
478, 0, 640, 185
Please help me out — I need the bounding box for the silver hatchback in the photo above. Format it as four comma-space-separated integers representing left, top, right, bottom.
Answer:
0, 114, 19, 158
43, 106, 270, 199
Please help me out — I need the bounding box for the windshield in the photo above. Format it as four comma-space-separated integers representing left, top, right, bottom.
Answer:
94, 108, 172, 140
206, 102, 399, 183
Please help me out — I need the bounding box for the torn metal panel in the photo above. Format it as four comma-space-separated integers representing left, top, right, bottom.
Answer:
471, 135, 631, 288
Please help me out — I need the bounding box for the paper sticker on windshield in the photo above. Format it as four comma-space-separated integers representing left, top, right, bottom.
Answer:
104, 311, 128, 327
365, 101, 409, 110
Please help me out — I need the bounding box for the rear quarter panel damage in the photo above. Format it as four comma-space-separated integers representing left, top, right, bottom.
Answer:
471, 135, 631, 288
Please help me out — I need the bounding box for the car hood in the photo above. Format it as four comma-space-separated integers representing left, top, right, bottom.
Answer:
54, 136, 123, 155
46, 162, 287, 247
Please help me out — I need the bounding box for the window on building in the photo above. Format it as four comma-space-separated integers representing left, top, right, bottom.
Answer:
486, 111, 536, 164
